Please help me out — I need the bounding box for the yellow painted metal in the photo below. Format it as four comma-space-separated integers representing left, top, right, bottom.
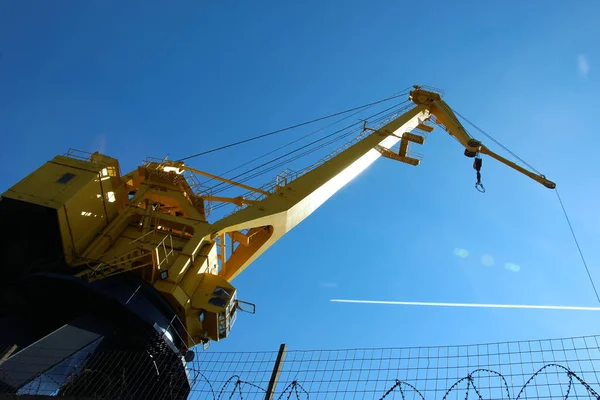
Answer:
376, 145, 421, 166
211, 105, 429, 281
185, 273, 237, 342
1, 86, 556, 347
229, 231, 250, 246
204, 196, 258, 206
416, 123, 434, 133
2, 153, 123, 263
219, 234, 226, 277
181, 166, 270, 196
478, 146, 556, 189
410, 86, 556, 189
402, 132, 425, 145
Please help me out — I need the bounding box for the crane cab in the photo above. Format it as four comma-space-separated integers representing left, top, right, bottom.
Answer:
192, 274, 239, 342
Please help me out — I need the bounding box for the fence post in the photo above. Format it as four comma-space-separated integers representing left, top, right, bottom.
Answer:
0, 345, 17, 366
265, 343, 287, 400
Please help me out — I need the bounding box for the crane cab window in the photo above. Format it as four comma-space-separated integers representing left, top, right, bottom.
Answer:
57, 173, 76, 184
208, 297, 227, 308
214, 287, 231, 298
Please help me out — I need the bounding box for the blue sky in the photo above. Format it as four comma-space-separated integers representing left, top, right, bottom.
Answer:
1, 1, 599, 353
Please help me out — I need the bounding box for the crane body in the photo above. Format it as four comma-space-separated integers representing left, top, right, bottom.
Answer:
0, 86, 554, 397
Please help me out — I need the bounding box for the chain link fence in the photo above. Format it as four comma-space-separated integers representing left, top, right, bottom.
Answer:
2, 335, 600, 399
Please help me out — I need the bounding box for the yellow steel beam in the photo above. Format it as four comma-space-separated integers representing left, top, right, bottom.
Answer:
479, 146, 556, 188
204, 196, 258, 206
219, 233, 226, 276
157, 101, 425, 293
181, 166, 270, 196
208, 105, 429, 281
410, 87, 555, 189
229, 231, 250, 246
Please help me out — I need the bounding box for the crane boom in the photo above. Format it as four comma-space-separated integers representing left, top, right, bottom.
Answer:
410, 86, 556, 189
0, 86, 555, 351
211, 104, 429, 281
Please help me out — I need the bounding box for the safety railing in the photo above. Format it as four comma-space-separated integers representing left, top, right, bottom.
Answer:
418, 84, 445, 97
220, 104, 418, 218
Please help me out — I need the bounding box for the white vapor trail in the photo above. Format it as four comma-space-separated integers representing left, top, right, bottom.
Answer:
330, 299, 600, 311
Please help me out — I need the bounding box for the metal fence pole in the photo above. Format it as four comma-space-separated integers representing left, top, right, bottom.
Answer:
264, 344, 287, 400
0, 345, 17, 366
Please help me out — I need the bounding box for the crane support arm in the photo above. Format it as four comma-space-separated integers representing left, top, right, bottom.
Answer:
410, 87, 556, 189
210, 105, 430, 281
478, 145, 555, 188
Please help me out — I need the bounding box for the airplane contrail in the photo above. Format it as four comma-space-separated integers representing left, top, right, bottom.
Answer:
330, 299, 600, 311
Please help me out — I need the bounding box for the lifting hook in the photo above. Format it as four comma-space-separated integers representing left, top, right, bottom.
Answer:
473, 156, 485, 193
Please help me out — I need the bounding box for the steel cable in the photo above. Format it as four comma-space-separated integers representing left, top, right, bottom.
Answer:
177, 90, 412, 162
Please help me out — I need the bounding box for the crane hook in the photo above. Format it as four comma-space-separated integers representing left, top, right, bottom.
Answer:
473, 156, 485, 193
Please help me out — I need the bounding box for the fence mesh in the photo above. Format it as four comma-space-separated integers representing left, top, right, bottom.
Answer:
2, 335, 600, 399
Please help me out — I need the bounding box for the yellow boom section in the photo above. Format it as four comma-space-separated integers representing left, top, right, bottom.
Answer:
410, 87, 556, 189
211, 105, 430, 281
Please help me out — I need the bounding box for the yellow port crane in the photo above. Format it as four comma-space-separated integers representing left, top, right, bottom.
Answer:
1, 86, 555, 352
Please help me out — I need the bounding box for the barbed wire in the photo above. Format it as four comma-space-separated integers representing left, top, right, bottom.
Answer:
183, 364, 600, 400
3, 335, 600, 399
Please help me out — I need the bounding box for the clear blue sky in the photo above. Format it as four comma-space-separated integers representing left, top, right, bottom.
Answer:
1, 1, 599, 353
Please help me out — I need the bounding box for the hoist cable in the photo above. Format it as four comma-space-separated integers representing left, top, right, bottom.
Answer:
209, 123, 361, 195
209, 125, 365, 211
208, 101, 410, 194
212, 100, 408, 193
222, 104, 412, 191
177, 91, 411, 162
208, 104, 412, 210
202, 95, 390, 186
555, 189, 600, 305
212, 123, 364, 197
452, 109, 542, 175
207, 104, 409, 213
209, 121, 369, 197
209, 139, 351, 211
454, 110, 597, 304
